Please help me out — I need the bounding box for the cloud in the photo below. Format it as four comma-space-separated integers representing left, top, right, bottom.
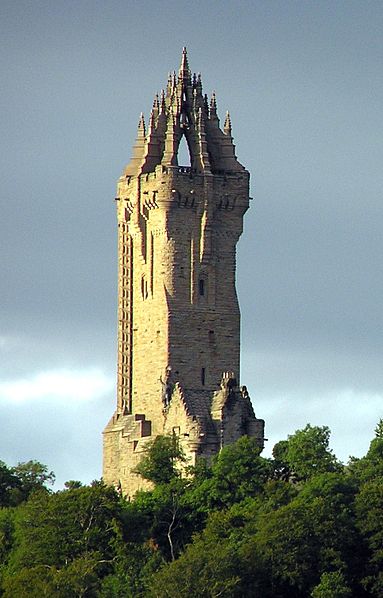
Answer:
0, 367, 115, 487
258, 388, 382, 463
0, 368, 114, 404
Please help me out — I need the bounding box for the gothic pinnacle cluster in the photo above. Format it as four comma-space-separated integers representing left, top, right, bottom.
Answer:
125, 47, 242, 176
103, 48, 264, 497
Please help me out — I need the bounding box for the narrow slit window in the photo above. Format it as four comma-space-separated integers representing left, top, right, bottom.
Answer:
199, 279, 205, 296
201, 367, 206, 386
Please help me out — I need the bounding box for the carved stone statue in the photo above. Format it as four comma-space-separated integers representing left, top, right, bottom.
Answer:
160, 366, 173, 408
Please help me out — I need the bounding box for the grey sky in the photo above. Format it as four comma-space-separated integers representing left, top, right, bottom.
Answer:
1, 0, 382, 486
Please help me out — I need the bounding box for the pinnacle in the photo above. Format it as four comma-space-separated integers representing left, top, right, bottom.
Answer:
210, 91, 217, 117
137, 112, 146, 138
178, 46, 191, 80
160, 89, 166, 112
224, 111, 232, 135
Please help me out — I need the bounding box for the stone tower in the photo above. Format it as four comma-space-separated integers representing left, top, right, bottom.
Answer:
103, 49, 264, 496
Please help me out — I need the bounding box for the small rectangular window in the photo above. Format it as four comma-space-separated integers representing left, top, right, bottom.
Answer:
201, 367, 206, 386
199, 279, 205, 296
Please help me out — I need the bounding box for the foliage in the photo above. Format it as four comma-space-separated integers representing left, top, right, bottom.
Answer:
1, 422, 382, 596
273, 424, 343, 482
133, 435, 186, 485
0, 460, 55, 507
311, 571, 352, 598
0, 461, 21, 507
355, 478, 383, 596
190, 436, 272, 510
0, 482, 122, 595
12, 460, 55, 493
149, 510, 244, 597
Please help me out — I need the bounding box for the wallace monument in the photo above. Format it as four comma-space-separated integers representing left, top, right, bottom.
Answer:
103, 49, 265, 496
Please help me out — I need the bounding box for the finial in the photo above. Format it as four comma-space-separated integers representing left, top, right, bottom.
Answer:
152, 94, 159, 121
178, 46, 191, 82
224, 111, 232, 136
160, 89, 166, 113
197, 106, 206, 133
166, 72, 172, 96
210, 91, 217, 118
149, 109, 156, 133
203, 93, 209, 113
138, 112, 146, 136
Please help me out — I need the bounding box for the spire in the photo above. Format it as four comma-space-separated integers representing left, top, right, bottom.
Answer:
151, 94, 159, 125
124, 112, 147, 175
179, 46, 191, 82
224, 111, 232, 136
166, 73, 172, 96
148, 109, 156, 134
137, 112, 146, 137
210, 92, 217, 119
196, 106, 211, 172
196, 73, 202, 93
160, 89, 166, 113
203, 93, 209, 113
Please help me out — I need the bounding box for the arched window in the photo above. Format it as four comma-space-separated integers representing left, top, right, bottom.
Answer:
177, 134, 191, 167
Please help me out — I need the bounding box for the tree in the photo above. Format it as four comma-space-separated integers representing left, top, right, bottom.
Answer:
149, 511, 243, 598
311, 571, 352, 598
64, 480, 83, 490
134, 435, 186, 485
1, 565, 56, 598
273, 425, 342, 482
124, 476, 202, 562
191, 436, 272, 510
241, 473, 360, 596
0, 507, 15, 570
348, 419, 383, 484
355, 478, 383, 596
99, 530, 161, 597
0, 460, 21, 507
0, 459, 55, 507
1, 553, 103, 598
12, 460, 55, 501
2, 482, 122, 593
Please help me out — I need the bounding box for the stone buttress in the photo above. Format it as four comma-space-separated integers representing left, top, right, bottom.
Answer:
103, 49, 265, 496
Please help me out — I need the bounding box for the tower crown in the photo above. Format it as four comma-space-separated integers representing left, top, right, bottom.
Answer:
125, 48, 244, 176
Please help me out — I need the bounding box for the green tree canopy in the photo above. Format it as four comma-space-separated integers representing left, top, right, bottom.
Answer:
311, 571, 352, 598
133, 435, 186, 485
273, 424, 343, 482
